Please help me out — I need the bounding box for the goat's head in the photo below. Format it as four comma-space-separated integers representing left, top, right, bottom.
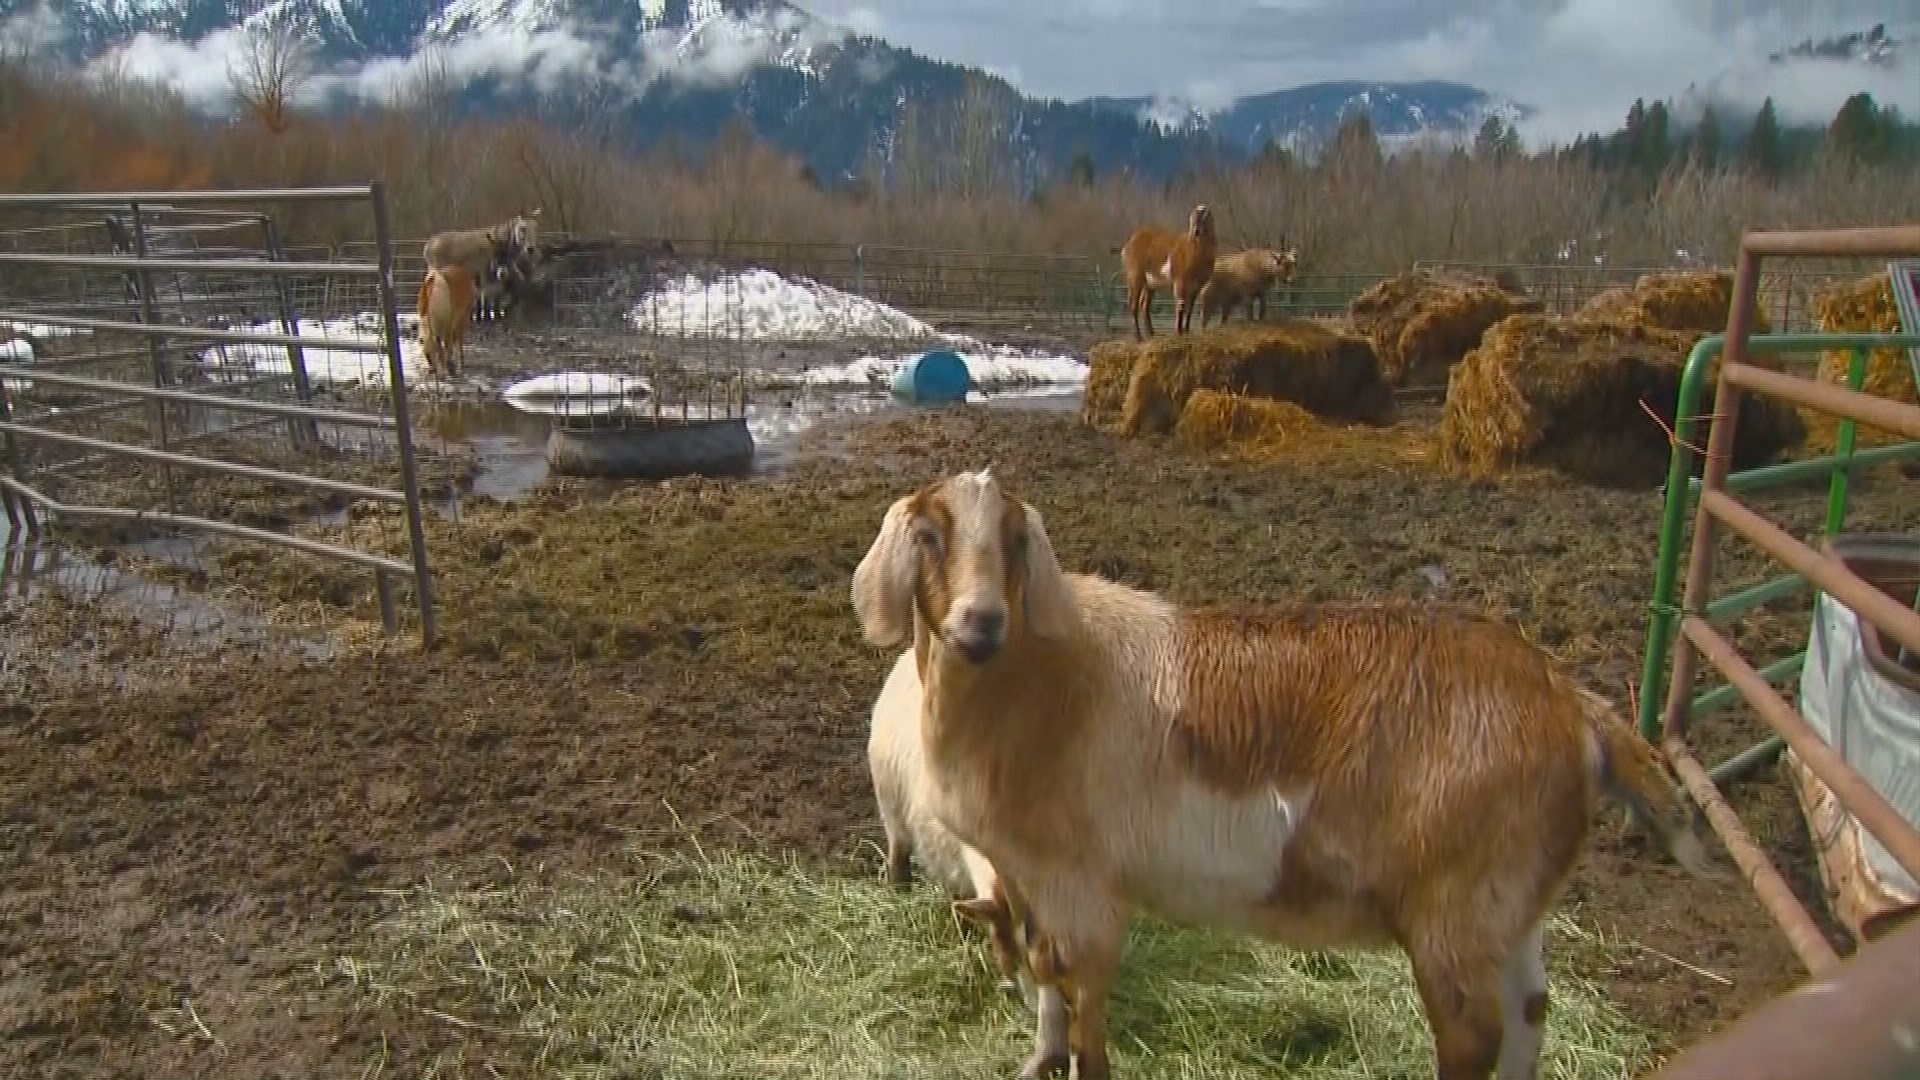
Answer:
1270, 247, 1299, 281
851, 467, 1076, 665
1187, 203, 1215, 241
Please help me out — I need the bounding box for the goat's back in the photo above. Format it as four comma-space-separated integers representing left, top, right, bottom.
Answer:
1044, 585, 1603, 934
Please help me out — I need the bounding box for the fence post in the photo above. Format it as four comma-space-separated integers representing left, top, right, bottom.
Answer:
0, 377, 35, 535
260, 214, 320, 447
127, 202, 180, 517
854, 244, 865, 297
368, 183, 438, 648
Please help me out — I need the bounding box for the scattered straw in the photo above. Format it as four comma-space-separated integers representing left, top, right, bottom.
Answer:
323, 847, 1655, 1079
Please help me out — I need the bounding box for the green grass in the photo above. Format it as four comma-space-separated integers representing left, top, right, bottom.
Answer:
323, 844, 1655, 1080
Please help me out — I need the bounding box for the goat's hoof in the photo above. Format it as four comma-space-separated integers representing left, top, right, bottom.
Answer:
1017, 1050, 1071, 1079
996, 976, 1022, 999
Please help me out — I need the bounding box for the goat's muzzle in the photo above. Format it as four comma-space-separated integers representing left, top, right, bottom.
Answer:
948, 605, 1006, 664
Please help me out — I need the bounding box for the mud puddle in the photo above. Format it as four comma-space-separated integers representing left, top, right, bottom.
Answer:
0, 538, 335, 661
422, 385, 1083, 501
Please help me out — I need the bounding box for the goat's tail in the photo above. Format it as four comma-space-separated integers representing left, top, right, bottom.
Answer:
1577, 686, 1719, 880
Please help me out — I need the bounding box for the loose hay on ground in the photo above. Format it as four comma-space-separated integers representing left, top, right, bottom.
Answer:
1802, 272, 1919, 452
325, 846, 1655, 1080
1577, 271, 1769, 338
1439, 314, 1805, 488
1347, 269, 1543, 388
1174, 389, 1436, 467
1081, 321, 1393, 437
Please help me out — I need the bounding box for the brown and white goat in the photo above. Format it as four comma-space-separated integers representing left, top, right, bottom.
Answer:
1118, 204, 1218, 340
1196, 244, 1299, 328
850, 468, 1715, 1080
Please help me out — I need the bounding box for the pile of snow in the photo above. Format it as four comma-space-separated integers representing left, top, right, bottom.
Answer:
196, 313, 426, 387
1, 337, 33, 393
501, 372, 654, 418
629, 268, 940, 342
0, 320, 90, 339
786, 344, 1087, 393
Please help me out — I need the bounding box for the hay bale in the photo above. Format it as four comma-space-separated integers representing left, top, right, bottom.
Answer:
1174, 390, 1323, 454
1438, 314, 1804, 489
1173, 389, 1436, 467
1082, 339, 1140, 430
1081, 320, 1394, 437
1803, 272, 1919, 452
1346, 269, 1543, 388
1577, 270, 1770, 337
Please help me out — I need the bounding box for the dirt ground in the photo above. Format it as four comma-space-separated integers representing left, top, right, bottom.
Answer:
2, 399, 1915, 1080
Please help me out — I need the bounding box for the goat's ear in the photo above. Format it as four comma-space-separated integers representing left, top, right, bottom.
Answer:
952, 896, 1001, 925
1020, 502, 1077, 641
851, 495, 920, 647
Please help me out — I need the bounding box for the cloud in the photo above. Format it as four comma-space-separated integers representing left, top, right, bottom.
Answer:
326, 24, 611, 105
0, 3, 68, 55
35, 0, 1920, 150
88, 26, 258, 108
798, 0, 1919, 147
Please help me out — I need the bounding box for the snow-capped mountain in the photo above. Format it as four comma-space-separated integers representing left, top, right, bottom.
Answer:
1090, 81, 1532, 155
0, 0, 1531, 183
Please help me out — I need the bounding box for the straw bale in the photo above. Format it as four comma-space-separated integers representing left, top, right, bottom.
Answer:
1346, 269, 1543, 388
1438, 314, 1804, 489
1080, 320, 1394, 437
1803, 272, 1919, 452
1173, 389, 1436, 467
1577, 270, 1770, 337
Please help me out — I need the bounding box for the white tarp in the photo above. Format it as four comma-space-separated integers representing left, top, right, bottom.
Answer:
1800, 587, 1920, 897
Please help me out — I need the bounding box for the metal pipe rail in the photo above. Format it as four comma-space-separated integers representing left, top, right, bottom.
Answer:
0, 252, 384, 276
0, 365, 397, 430
1637, 910, 1920, 1080
0, 312, 377, 352
1652, 224, 1920, 978
0, 187, 380, 205
0, 421, 408, 504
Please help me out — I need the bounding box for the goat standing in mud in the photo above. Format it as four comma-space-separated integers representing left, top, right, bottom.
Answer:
851, 467, 1717, 1080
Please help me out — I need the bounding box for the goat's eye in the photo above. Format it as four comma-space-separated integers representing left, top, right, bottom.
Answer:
913, 526, 941, 551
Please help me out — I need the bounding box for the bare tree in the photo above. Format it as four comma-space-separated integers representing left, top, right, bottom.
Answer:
227, 11, 314, 135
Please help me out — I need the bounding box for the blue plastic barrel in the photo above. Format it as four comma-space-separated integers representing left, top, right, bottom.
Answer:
890, 349, 972, 405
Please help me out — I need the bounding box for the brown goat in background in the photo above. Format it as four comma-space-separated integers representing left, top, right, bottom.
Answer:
1118, 203, 1218, 340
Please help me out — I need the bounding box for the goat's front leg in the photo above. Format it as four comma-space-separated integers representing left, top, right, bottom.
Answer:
1021, 891, 1125, 1080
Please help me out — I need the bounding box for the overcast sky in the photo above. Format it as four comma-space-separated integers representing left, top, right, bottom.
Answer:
14, 0, 1915, 149
808, 0, 1920, 145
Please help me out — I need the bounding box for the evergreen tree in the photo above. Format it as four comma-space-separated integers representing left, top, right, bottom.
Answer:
1692, 104, 1722, 167
1828, 92, 1887, 164
1744, 97, 1784, 179
1326, 109, 1382, 171
1641, 100, 1672, 174
1472, 114, 1521, 161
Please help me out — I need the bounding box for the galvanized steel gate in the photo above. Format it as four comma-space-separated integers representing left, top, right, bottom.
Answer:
0, 185, 436, 644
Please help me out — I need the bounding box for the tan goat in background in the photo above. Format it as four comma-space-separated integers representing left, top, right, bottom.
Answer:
1118, 203, 1218, 340
415, 264, 475, 380
851, 467, 1715, 1080
1196, 244, 1299, 328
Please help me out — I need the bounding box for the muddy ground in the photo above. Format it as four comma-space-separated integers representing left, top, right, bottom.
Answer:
2, 399, 1915, 1080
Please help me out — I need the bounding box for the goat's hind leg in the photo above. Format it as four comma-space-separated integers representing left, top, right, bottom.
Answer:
1494, 920, 1549, 1080
1405, 913, 1507, 1080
